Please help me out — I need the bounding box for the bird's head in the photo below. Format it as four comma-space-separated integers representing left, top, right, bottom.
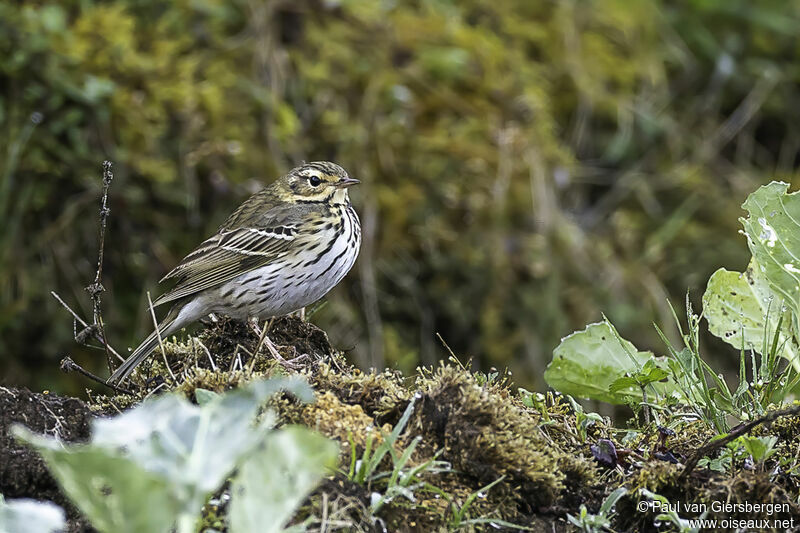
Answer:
278, 161, 359, 204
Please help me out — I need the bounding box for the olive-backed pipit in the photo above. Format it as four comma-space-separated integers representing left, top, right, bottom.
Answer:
108, 161, 361, 383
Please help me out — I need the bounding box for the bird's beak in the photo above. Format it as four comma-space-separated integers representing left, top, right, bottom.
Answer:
335, 177, 360, 188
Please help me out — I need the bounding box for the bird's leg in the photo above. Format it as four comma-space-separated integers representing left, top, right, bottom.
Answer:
299, 307, 306, 321
248, 316, 262, 336
248, 317, 303, 370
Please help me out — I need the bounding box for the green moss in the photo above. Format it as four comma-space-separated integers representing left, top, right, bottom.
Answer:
660, 421, 715, 459
278, 390, 385, 465
82, 318, 800, 531
302, 362, 412, 419
412, 365, 573, 511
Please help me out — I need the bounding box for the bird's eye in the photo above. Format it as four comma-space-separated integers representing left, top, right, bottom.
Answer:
308, 176, 322, 187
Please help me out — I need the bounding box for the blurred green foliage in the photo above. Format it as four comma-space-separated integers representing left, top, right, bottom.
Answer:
2, 0, 799, 392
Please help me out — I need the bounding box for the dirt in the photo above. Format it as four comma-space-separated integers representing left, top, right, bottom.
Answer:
0, 386, 95, 532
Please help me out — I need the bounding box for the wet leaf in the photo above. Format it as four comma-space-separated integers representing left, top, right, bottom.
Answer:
230, 426, 338, 533
545, 322, 664, 404
590, 438, 618, 468
14, 377, 314, 533
740, 182, 800, 332
703, 259, 799, 367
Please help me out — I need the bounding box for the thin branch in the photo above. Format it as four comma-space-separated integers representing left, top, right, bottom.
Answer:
194, 338, 217, 372
51, 291, 124, 362
60, 356, 133, 396
680, 403, 800, 480
85, 161, 115, 372
147, 291, 176, 383
436, 332, 458, 360
144, 381, 168, 401
230, 344, 252, 372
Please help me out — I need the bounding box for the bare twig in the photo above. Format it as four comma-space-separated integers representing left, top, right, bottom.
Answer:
680, 403, 800, 480
194, 338, 217, 372
321, 491, 329, 533
147, 291, 176, 383
51, 291, 124, 362
249, 318, 274, 372
144, 381, 168, 401
231, 344, 252, 373
230, 345, 242, 372
85, 161, 115, 372
436, 332, 458, 359
60, 356, 133, 396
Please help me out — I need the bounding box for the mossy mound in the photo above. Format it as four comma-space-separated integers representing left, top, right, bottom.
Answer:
410, 365, 598, 514
8, 317, 800, 531
89, 317, 608, 529
619, 462, 800, 531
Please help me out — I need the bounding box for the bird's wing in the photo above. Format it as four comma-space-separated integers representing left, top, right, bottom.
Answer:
152, 203, 307, 307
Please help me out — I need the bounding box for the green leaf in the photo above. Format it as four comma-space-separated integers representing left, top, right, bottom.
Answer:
545, 322, 660, 404
194, 388, 219, 406
9, 433, 176, 533
740, 182, 800, 327
642, 366, 669, 384
599, 487, 627, 516
741, 435, 778, 463
608, 376, 638, 393
0, 495, 65, 533
703, 259, 799, 367
87, 377, 311, 495
229, 426, 338, 533
14, 377, 313, 533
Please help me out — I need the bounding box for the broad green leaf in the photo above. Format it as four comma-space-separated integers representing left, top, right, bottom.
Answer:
9, 432, 176, 533
740, 182, 800, 326
545, 322, 659, 404
89, 377, 312, 497
230, 426, 338, 533
0, 495, 65, 533
15, 377, 314, 533
703, 259, 799, 368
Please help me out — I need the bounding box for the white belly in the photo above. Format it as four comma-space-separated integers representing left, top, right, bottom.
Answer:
207, 205, 361, 319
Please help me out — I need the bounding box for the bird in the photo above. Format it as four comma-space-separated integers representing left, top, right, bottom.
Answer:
108, 161, 361, 384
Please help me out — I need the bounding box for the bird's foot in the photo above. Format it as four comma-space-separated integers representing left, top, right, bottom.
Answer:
249, 317, 306, 369
253, 333, 307, 369
247, 316, 262, 337
273, 351, 310, 370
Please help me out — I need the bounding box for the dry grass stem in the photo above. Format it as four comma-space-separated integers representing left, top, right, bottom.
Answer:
147, 291, 176, 383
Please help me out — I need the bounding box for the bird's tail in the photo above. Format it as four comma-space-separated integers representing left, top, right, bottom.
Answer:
108, 309, 180, 384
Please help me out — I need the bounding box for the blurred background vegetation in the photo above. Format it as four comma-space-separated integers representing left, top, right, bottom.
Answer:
2, 0, 799, 394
